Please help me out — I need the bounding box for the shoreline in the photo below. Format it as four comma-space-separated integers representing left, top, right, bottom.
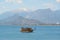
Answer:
0, 24, 60, 26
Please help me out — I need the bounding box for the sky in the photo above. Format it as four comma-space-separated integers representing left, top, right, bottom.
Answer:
0, 0, 60, 14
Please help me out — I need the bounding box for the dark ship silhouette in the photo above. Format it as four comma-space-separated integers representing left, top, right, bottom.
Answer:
20, 27, 33, 33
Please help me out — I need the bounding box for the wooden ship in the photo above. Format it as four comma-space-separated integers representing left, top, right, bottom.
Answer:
20, 27, 33, 33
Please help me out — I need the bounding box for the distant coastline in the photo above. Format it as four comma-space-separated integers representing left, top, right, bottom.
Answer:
19, 24, 60, 26
0, 24, 60, 26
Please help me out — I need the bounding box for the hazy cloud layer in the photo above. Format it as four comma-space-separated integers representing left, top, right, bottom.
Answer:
43, 3, 56, 10
0, 0, 60, 14
56, 0, 60, 3
5, 0, 22, 4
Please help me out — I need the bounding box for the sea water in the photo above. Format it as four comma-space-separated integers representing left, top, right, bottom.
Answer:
0, 25, 60, 40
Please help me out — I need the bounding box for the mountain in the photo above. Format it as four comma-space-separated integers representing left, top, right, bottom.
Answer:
0, 12, 15, 20
31, 9, 60, 24
0, 14, 43, 25
21, 8, 60, 24
0, 9, 31, 20
0, 8, 60, 24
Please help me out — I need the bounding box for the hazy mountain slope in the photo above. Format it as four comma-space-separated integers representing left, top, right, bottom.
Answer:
27, 9, 60, 24
0, 8, 60, 24
0, 14, 43, 25
0, 12, 15, 20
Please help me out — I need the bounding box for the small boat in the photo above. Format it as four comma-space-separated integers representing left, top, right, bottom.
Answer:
20, 27, 33, 33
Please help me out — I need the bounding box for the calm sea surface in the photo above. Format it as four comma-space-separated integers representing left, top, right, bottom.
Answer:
0, 25, 60, 40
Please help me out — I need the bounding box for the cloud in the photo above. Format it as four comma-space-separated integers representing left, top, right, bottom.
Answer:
11, 8, 30, 13
5, 0, 22, 4
56, 22, 60, 24
0, 6, 10, 14
56, 0, 60, 3
25, 16, 30, 18
21, 8, 29, 11
16, 0, 22, 4
18, 8, 30, 11
43, 3, 56, 10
